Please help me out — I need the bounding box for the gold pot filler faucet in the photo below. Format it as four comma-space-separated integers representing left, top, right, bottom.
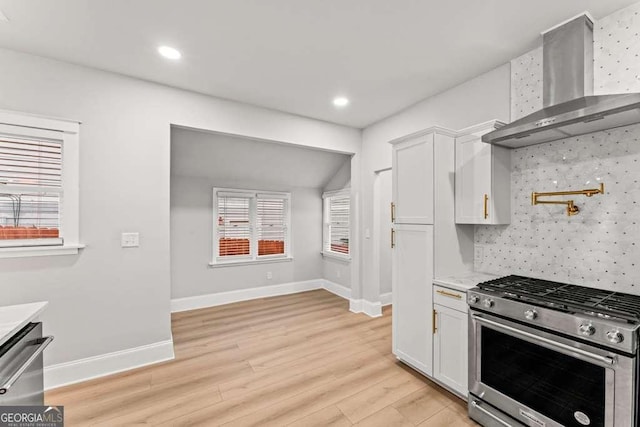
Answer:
531, 182, 605, 216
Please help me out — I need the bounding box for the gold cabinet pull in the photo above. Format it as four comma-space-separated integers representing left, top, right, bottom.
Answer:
436, 289, 462, 299
391, 228, 395, 249
483, 194, 489, 219
390, 202, 396, 222
433, 309, 437, 334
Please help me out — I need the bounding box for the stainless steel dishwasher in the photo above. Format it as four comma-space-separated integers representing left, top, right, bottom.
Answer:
0, 323, 53, 405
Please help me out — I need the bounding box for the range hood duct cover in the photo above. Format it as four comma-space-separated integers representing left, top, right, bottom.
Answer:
483, 14, 640, 148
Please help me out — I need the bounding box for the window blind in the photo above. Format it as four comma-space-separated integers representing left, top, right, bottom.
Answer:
257, 197, 286, 256
217, 196, 251, 257
0, 137, 62, 244
327, 195, 349, 255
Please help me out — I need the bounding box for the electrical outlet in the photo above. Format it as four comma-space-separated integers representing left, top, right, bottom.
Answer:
266, 271, 273, 280
474, 245, 484, 264
336, 270, 341, 279
121, 232, 139, 248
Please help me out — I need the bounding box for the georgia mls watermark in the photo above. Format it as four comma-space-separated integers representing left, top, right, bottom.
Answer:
0, 406, 63, 427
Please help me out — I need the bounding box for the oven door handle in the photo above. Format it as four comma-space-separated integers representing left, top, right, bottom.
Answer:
472, 315, 617, 366
0, 336, 53, 395
471, 400, 514, 426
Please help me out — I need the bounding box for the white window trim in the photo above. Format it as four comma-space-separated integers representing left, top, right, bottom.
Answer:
211, 187, 292, 265
0, 110, 83, 258
322, 188, 351, 261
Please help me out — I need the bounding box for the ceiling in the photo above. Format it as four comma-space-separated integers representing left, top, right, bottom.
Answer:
171, 127, 350, 189
0, 1, 637, 128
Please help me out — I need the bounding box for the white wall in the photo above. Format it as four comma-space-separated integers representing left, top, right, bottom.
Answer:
359, 64, 511, 302
0, 47, 360, 376
171, 176, 322, 298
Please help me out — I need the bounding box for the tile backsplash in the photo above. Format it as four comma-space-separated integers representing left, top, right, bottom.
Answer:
475, 3, 640, 293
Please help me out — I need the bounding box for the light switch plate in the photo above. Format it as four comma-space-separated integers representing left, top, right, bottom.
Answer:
121, 232, 139, 248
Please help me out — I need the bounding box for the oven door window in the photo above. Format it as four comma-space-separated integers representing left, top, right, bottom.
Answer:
481, 326, 606, 427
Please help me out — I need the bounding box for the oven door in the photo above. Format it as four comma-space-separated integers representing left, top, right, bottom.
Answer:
469, 312, 635, 427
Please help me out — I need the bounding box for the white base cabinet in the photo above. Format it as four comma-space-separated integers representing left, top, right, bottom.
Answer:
392, 224, 434, 376
432, 285, 468, 397
433, 304, 468, 397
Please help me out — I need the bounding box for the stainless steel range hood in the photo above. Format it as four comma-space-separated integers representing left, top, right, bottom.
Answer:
483, 14, 640, 148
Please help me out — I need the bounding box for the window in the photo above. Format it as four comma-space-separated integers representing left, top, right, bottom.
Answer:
0, 110, 81, 256
323, 189, 350, 259
212, 188, 290, 265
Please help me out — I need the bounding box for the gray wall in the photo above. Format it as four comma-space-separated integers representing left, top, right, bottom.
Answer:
0, 47, 360, 370
377, 169, 392, 295
475, 3, 640, 293
321, 159, 352, 289
170, 176, 323, 297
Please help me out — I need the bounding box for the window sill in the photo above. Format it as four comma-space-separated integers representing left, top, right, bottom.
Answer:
321, 252, 351, 263
209, 257, 293, 268
0, 244, 85, 259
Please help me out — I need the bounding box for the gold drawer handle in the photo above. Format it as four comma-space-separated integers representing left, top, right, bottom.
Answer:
436, 289, 462, 299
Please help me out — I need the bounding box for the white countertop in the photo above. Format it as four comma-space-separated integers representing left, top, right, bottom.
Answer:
0, 302, 48, 347
434, 272, 500, 292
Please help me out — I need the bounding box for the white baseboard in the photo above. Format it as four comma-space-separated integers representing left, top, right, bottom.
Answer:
45, 339, 175, 391
171, 278, 383, 319
349, 298, 382, 317
321, 279, 352, 300
380, 292, 392, 306
171, 279, 323, 312
349, 299, 363, 314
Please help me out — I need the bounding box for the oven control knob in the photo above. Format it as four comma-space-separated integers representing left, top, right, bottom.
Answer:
482, 298, 494, 308
578, 323, 596, 336
606, 330, 624, 344
524, 309, 537, 320
468, 295, 480, 304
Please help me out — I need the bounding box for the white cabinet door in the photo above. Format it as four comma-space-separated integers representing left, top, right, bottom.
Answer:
433, 304, 468, 396
455, 133, 510, 225
392, 134, 434, 224
392, 224, 434, 376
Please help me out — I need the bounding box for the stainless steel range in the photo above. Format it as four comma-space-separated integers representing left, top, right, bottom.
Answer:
468, 275, 640, 427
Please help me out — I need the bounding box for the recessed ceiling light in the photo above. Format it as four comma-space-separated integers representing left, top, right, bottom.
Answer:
158, 46, 181, 60
333, 97, 349, 107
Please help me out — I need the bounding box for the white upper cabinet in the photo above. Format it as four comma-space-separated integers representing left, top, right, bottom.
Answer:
455, 121, 510, 225
392, 133, 434, 224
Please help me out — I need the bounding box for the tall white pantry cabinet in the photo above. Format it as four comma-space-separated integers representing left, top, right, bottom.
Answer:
390, 127, 474, 380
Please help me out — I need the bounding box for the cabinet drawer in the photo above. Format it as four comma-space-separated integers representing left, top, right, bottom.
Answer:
433, 285, 467, 312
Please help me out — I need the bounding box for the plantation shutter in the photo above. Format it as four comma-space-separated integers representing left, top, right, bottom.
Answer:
257, 195, 286, 256
217, 194, 251, 257
0, 136, 63, 246
327, 194, 350, 255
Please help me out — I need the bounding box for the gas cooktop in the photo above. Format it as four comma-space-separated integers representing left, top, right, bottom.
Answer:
469, 275, 640, 353
477, 275, 640, 324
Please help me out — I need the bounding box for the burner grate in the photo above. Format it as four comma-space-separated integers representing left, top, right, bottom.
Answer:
478, 275, 640, 323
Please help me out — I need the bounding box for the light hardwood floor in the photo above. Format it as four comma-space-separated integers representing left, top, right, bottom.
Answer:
46, 290, 475, 426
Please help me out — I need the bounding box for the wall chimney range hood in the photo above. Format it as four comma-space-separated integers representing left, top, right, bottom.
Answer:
483, 14, 640, 148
